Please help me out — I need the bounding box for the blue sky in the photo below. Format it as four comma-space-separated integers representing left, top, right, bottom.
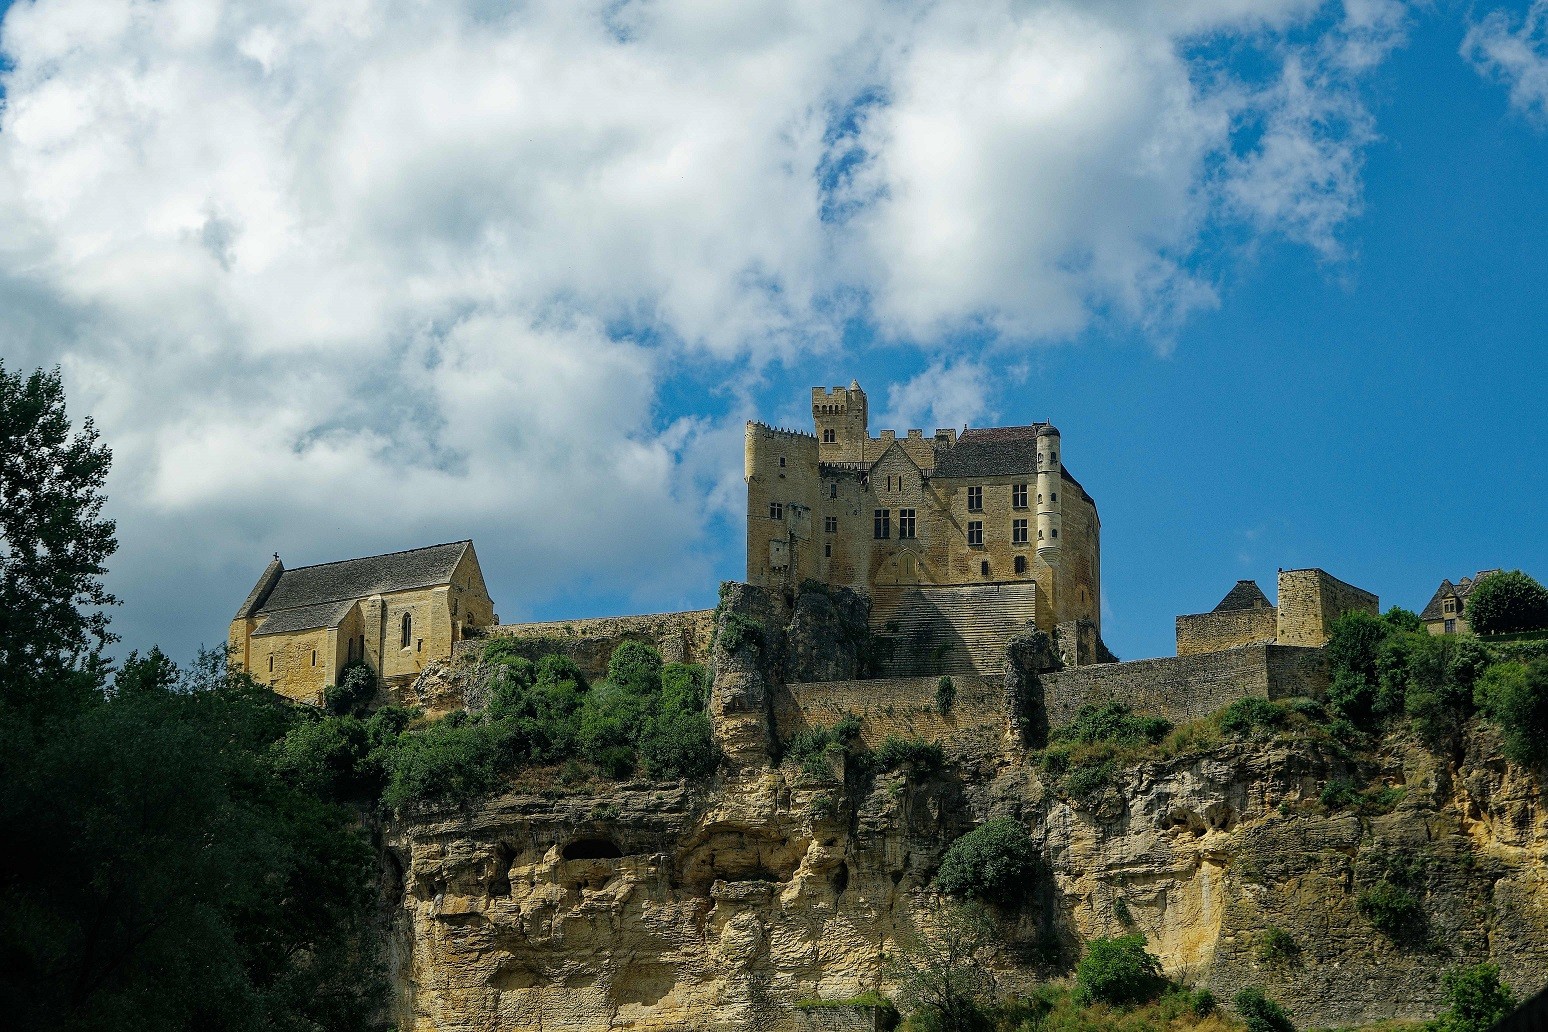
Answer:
0, 0, 1544, 664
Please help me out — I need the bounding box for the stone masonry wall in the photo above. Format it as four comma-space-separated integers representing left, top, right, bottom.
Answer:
1039, 644, 1328, 729
1276, 568, 1379, 647
1175, 607, 1279, 656
465, 610, 716, 679
773, 675, 1002, 753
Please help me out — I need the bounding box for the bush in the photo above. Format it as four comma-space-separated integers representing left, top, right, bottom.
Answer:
1357, 880, 1425, 941
1383, 606, 1425, 634
608, 641, 663, 695
935, 817, 1039, 908
935, 676, 956, 716
638, 708, 716, 780
1073, 934, 1164, 1007
1256, 926, 1299, 965
1234, 986, 1294, 1032
875, 735, 946, 776
1432, 963, 1516, 1032
1325, 610, 1392, 727
1218, 697, 1287, 737
718, 612, 764, 656
1052, 703, 1172, 747
323, 661, 376, 716
1475, 659, 1548, 766
1467, 570, 1548, 636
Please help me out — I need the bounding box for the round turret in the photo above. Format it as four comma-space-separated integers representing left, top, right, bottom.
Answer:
1036, 426, 1062, 559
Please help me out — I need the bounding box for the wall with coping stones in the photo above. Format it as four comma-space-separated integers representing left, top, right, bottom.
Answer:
1038, 644, 1328, 728
459, 610, 716, 679
1175, 607, 1279, 656
774, 675, 1003, 752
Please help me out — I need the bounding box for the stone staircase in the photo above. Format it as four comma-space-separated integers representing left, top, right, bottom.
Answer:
869, 582, 1039, 677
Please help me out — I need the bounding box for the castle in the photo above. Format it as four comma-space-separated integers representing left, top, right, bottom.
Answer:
745, 382, 1102, 674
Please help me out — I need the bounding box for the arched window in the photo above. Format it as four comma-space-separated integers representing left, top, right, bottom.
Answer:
401, 612, 413, 649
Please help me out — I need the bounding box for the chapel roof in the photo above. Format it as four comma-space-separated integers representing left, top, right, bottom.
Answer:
240, 541, 472, 630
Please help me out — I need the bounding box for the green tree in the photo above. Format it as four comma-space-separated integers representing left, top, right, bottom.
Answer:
935, 817, 1039, 909
0, 363, 118, 712
1466, 570, 1548, 635
883, 904, 1000, 1032
1383, 606, 1425, 634
935, 675, 956, 716
1475, 660, 1548, 766
1431, 963, 1516, 1032
1325, 610, 1392, 727
1073, 934, 1165, 1007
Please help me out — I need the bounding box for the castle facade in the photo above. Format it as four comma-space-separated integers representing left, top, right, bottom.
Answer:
744, 382, 1100, 652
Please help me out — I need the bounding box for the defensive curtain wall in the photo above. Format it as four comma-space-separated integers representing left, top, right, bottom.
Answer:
458, 609, 716, 680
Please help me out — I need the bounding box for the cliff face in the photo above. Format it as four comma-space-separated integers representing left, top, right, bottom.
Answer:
383, 588, 1548, 1031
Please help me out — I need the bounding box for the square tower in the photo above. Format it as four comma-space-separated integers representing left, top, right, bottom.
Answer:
813, 382, 868, 463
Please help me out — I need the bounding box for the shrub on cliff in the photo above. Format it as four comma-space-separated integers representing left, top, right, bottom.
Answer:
1475, 659, 1548, 766
935, 817, 1039, 908
1053, 702, 1172, 747
1234, 986, 1295, 1032
1218, 697, 1287, 737
1074, 934, 1165, 1007
1431, 963, 1516, 1032
323, 660, 377, 716
1466, 570, 1548, 636
875, 734, 946, 776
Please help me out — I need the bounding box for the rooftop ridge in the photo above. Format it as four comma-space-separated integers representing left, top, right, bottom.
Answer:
278, 539, 470, 575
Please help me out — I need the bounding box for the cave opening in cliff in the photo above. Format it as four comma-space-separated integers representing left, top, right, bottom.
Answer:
562, 838, 624, 860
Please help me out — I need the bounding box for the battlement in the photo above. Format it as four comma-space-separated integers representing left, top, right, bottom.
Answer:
746, 421, 817, 440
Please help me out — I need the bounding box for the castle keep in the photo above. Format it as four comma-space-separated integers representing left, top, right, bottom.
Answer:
745, 381, 1101, 674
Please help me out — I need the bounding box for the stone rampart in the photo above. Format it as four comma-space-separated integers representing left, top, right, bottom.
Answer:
774, 675, 1003, 753
1039, 644, 1327, 729
1175, 607, 1279, 656
791, 1006, 892, 1032
464, 609, 716, 679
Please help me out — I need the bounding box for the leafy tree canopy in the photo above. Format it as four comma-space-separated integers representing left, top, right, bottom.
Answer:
1466, 570, 1548, 636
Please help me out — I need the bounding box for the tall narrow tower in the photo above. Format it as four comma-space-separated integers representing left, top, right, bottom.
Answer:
1036, 425, 1062, 560
812, 381, 869, 463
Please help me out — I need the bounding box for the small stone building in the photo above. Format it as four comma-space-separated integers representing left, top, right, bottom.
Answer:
229, 540, 496, 704
1177, 568, 1378, 656
1418, 571, 1499, 636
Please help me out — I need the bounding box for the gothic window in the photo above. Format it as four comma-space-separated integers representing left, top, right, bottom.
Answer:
874, 509, 890, 539
1012, 518, 1028, 544
967, 486, 983, 511
1015, 555, 1027, 574
401, 612, 413, 649
824, 516, 838, 533
823, 429, 836, 443
899, 509, 916, 539
967, 521, 983, 546
1012, 483, 1028, 508
769, 502, 784, 520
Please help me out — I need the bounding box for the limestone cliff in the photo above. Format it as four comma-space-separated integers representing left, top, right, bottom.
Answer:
383, 587, 1548, 1031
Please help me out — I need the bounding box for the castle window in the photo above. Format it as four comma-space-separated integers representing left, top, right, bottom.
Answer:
311, 649, 317, 667
1051, 451, 1058, 464
1445, 619, 1456, 633
1037, 493, 1042, 504
1012, 483, 1028, 508
874, 509, 890, 539
1015, 555, 1027, 574
967, 486, 982, 512
824, 516, 838, 533
829, 483, 837, 499
267, 655, 274, 673
779, 456, 786, 468
1012, 518, 1028, 544
824, 542, 832, 558
980, 560, 990, 576
967, 521, 983, 546
823, 429, 836, 443
1051, 492, 1058, 503
1443, 599, 1455, 614
1038, 529, 1044, 540
899, 509, 916, 538
1052, 528, 1058, 538
401, 612, 412, 649
1038, 452, 1044, 464
770, 502, 784, 520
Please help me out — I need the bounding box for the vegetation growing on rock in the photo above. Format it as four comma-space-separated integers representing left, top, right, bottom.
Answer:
935, 817, 1040, 908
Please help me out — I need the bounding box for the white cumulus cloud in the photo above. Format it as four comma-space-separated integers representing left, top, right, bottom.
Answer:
1465, 1, 1548, 124
0, 0, 1410, 656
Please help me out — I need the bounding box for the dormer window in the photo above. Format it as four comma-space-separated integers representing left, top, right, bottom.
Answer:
1443, 599, 1455, 614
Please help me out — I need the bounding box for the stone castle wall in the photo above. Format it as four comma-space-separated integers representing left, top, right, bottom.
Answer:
1277, 568, 1379, 646
466, 610, 716, 679
1175, 607, 1279, 656
773, 675, 1003, 752
1039, 644, 1328, 728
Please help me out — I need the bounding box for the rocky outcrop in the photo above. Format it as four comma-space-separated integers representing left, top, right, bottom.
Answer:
383, 585, 1548, 1031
